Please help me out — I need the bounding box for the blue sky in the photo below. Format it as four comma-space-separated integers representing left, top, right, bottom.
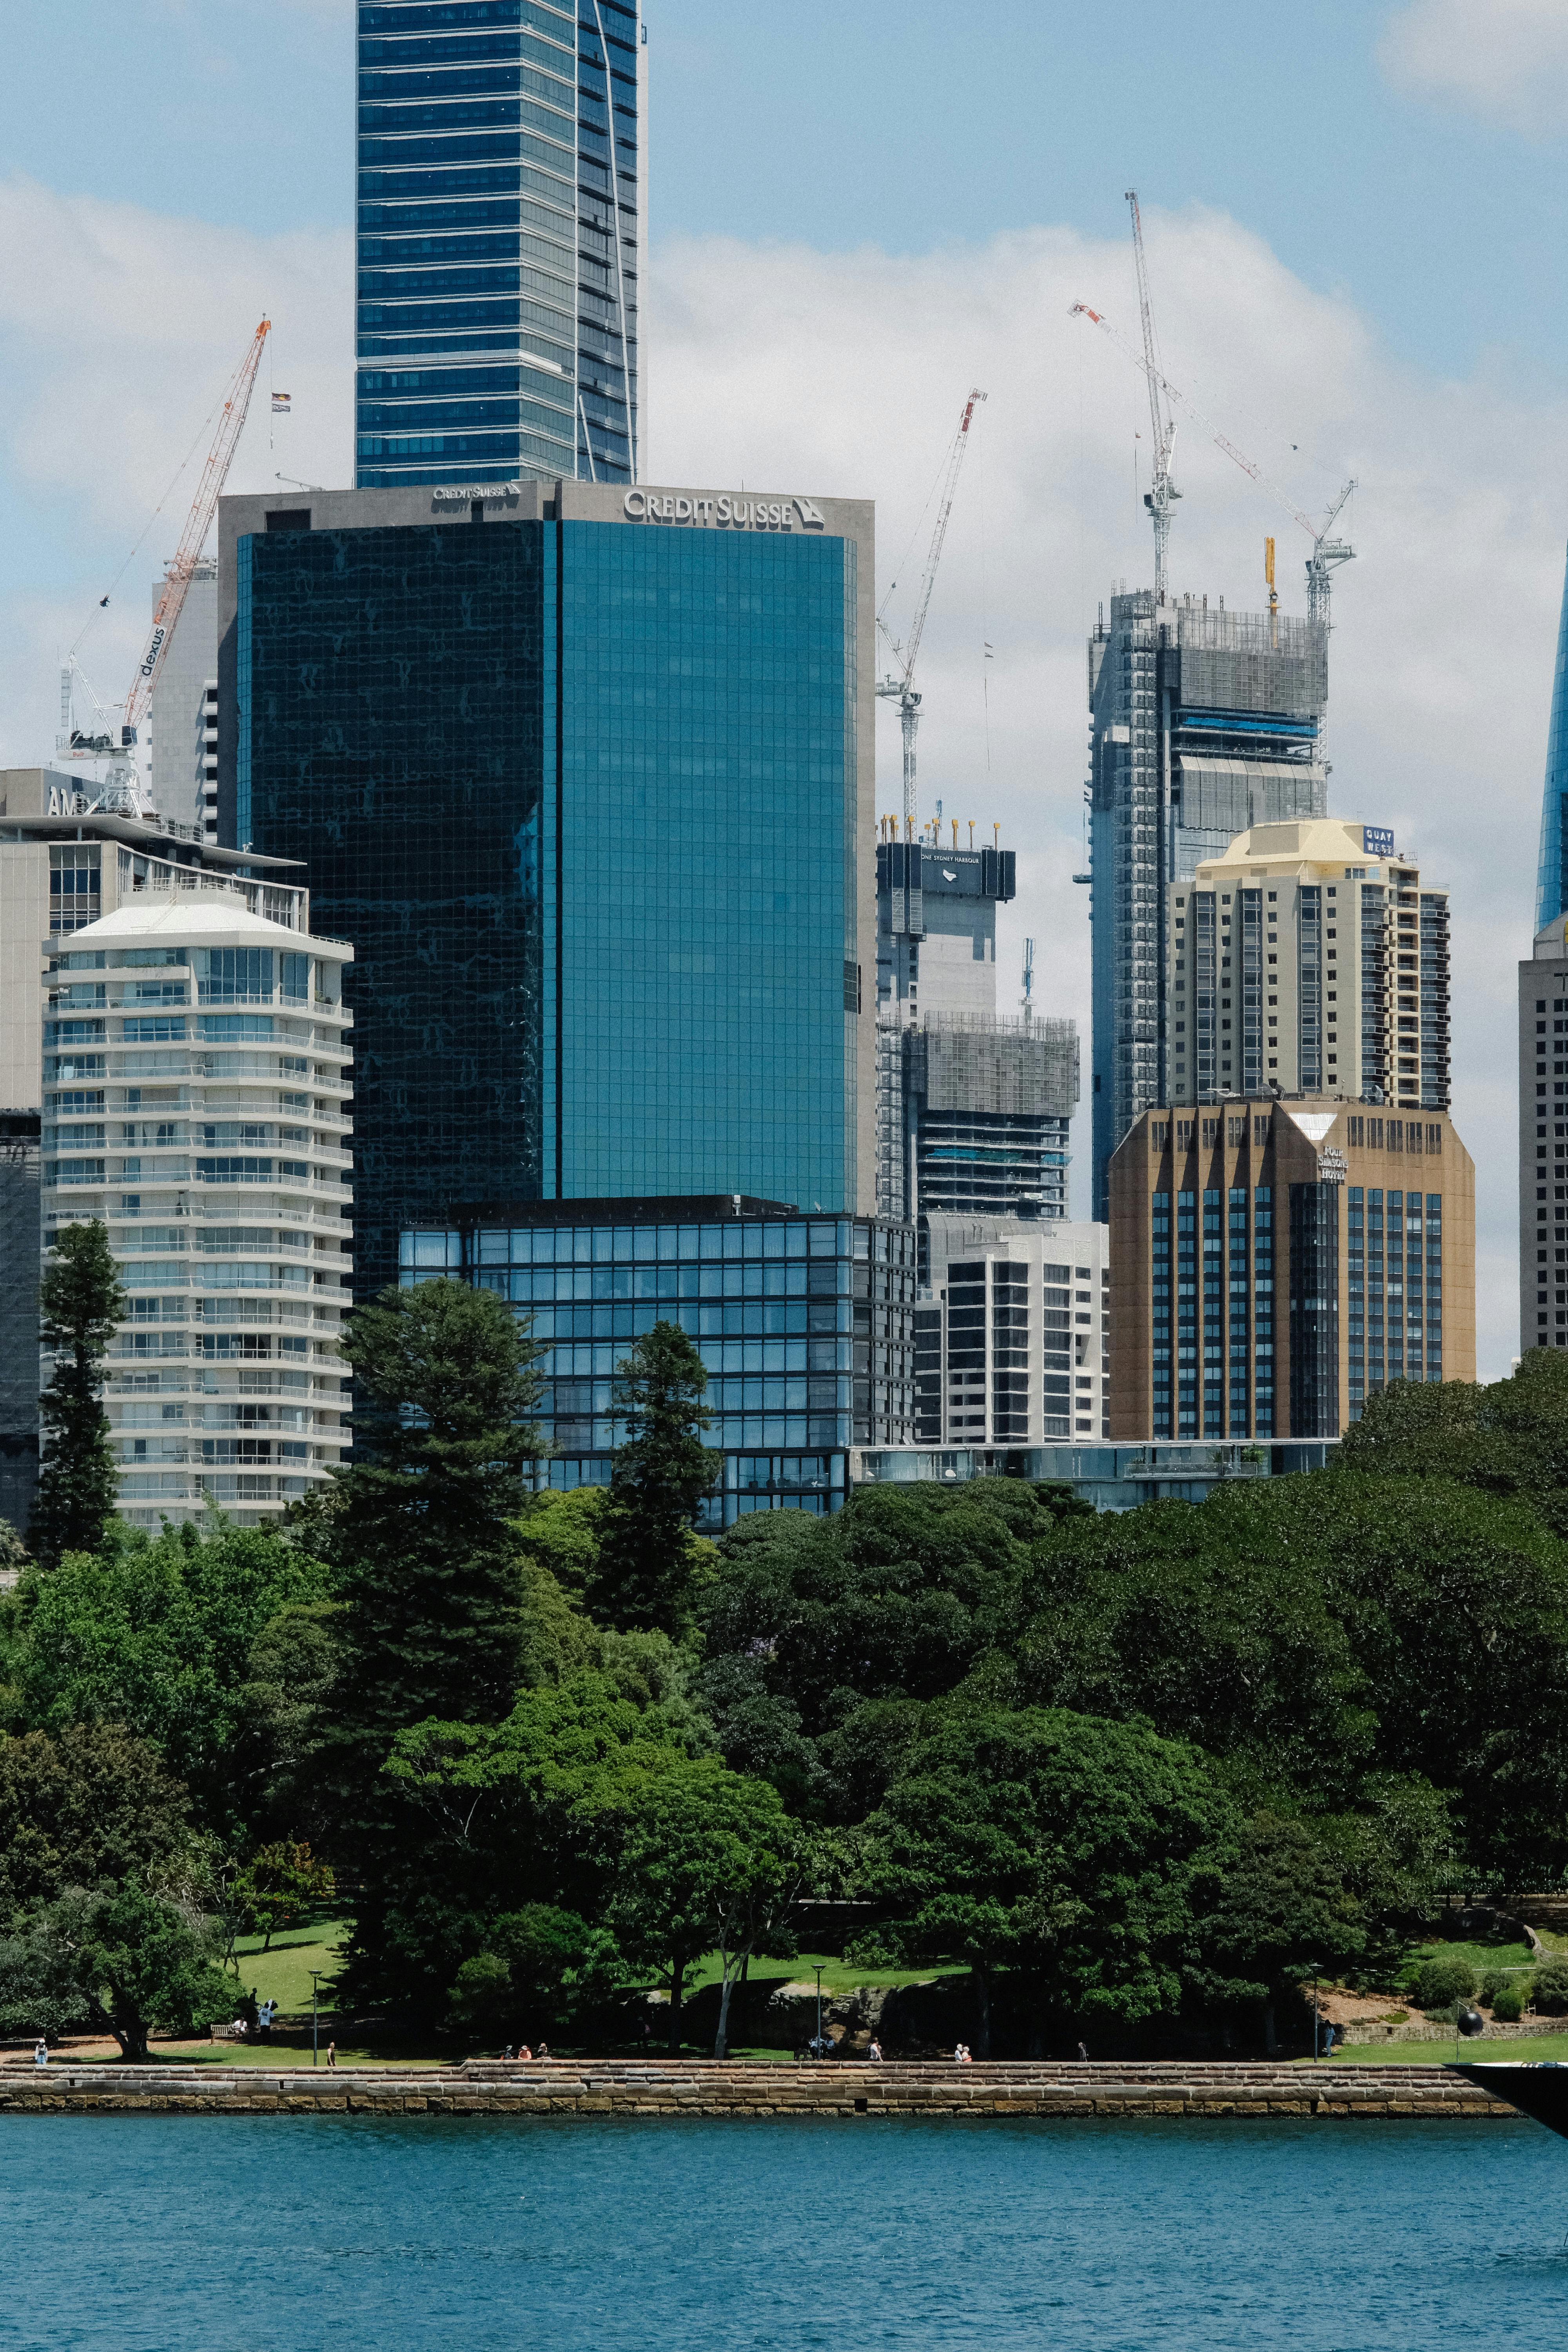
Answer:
3, 0, 1563, 381
1, 0, 1563, 1372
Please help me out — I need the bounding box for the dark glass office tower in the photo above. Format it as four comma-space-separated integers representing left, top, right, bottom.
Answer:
356, 0, 644, 490
221, 480, 877, 1299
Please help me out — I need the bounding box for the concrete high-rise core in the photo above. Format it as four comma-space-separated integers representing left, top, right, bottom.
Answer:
874, 833, 1077, 1236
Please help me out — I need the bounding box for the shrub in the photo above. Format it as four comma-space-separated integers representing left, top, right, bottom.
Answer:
1491, 1980, 1526, 2023
1414, 1954, 1476, 2012
1478, 1969, 1506, 2009
1531, 1958, 1568, 2015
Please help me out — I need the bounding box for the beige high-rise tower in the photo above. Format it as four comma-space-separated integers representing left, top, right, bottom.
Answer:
1166, 818, 1450, 1113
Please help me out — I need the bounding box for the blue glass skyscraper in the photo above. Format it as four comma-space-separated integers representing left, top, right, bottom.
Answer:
218, 478, 877, 1299
355, 0, 644, 490
1537, 544, 1568, 930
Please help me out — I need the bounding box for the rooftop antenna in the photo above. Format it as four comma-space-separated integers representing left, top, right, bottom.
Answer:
1022, 936, 1035, 1020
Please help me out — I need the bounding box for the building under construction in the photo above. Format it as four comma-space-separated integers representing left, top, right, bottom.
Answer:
875, 830, 1078, 1261
1088, 591, 1328, 1217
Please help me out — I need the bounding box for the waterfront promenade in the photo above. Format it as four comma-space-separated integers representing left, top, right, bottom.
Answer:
0, 2058, 1521, 2119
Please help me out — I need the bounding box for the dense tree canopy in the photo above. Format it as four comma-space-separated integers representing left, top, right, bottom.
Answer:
10, 1341, 1568, 2058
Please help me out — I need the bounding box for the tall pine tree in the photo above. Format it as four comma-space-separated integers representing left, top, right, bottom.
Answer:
29, 1220, 126, 1569
590, 1321, 721, 1635
333, 1278, 549, 1744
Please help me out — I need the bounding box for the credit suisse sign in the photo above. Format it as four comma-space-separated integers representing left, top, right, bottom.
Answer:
623, 490, 826, 532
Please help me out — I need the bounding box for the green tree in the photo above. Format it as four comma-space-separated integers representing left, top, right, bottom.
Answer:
864, 1703, 1237, 2054
339, 1664, 700, 2024
28, 1220, 126, 1569
1194, 1813, 1365, 2052
0, 1519, 336, 1845
590, 1323, 721, 1635
233, 1839, 336, 1951
0, 1882, 235, 2060
0, 1724, 192, 1922
606, 1759, 802, 2053
447, 1904, 618, 2042
334, 1279, 549, 1742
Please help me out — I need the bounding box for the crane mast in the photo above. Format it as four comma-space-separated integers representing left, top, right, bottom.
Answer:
1125, 190, 1179, 602
60, 316, 271, 818
876, 386, 987, 828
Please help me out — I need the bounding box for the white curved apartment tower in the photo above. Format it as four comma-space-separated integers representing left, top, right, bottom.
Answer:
41, 897, 353, 1527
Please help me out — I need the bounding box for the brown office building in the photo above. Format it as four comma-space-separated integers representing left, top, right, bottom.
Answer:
1109, 1097, 1475, 1440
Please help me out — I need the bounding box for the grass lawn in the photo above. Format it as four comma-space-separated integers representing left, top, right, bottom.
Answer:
1327, 2033, 1568, 2064
671, 1951, 967, 2000
1405, 1937, 1537, 1977
225, 1914, 349, 2017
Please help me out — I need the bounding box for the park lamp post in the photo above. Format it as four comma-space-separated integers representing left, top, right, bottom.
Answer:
1306, 1962, 1321, 2062
814, 1964, 825, 2060
310, 1970, 325, 2068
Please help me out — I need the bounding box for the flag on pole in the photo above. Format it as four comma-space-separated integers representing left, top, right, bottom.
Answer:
272, 392, 291, 414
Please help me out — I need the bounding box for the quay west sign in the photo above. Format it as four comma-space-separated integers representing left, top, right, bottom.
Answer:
623, 490, 826, 532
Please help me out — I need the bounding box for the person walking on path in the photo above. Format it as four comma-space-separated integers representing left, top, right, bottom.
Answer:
326, 2042, 337, 2069
33, 2038, 47, 2069
867, 2038, 883, 2062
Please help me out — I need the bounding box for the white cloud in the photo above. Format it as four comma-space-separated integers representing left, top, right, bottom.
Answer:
648, 207, 1568, 1377
0, 171, 351, 808
1379, 0, 1568, 135
0, 180, 1555, 1376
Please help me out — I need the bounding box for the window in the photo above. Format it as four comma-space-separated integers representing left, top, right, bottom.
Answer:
198, 948, 274, 1004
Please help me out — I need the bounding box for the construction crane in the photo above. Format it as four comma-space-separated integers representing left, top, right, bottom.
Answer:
876, 387, 987, 828
1071, 288, 1357, 632
1125, 189, 1179, 601
60, 316, 272, 817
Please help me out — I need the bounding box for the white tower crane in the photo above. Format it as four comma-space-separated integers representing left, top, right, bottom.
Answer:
876, 387, 987, 828
60, 317, 272, 818
1125, 189, 1180, 603
1071, 291, 1357, 634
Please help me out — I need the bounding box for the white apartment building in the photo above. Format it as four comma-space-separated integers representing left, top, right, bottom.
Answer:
41, 896, 353, 1527
915, 1214, 1109, 1446
1167, 818, 1450, 1112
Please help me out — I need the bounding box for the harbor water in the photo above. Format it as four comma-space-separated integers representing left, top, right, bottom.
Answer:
6, 2111, 1568, 2347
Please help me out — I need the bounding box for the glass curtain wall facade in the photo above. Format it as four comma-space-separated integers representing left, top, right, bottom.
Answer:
237, 513, 858, 1297
401, 1201, 917, 1527
1539, 541, 1568, 931
356, 0, 642, 490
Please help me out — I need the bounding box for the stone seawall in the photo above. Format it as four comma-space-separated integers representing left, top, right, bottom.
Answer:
0, 2060, 1523, 2120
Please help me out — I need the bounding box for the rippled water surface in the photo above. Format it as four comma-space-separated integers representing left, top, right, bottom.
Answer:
6, 2112, 1568, 2348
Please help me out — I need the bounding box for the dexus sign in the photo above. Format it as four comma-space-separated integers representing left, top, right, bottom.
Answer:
623, 490, 826, 532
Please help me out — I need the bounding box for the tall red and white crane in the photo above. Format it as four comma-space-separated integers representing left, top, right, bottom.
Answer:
876, 386, 987, 828
60, 317, 272, 816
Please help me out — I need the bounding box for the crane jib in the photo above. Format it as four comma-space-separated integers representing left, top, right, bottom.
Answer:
138, 626, 167, 682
